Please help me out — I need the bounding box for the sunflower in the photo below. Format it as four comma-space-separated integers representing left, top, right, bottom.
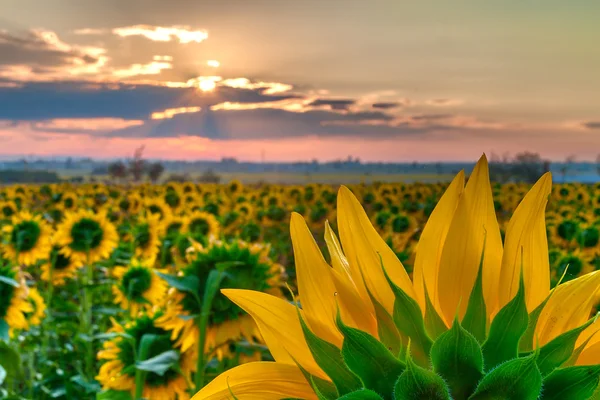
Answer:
2, 211, 52, 266
0, 200, 17, 220
25, 287, 46, 326
59, 191, 79, 212
194, 155, 600, 399
97, 312, 193, 400
41, 246, 83, 285
112, 259, 167, 316
132, 214, 162, 264
54, 210, 119, 264
185, 211, 220, 239
0, 265, 32, 334
144, 198, 171, 221
156, 239, 284, 357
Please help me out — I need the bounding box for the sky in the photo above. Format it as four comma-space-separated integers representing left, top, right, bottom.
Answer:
0, 0, 599, 162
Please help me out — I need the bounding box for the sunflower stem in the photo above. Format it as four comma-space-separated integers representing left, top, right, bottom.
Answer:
41, 249, 57, 363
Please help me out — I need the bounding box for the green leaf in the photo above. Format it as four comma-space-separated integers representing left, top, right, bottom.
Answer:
0, 319, 8, 341
461, 247, 487, 344
481, 274, 528, 369
542, 365, 600, 400
536, 317, 596, 376
0, 364, 5, 386
337, 310, 405, 399
469, 353, 542, 400
0, 341, 23, 381
338, 389, 384, 399
368, 287, 403, 357
423, 282, 448, 341
156, 272, 200, 295
0, 276, 19, 288
294, 357, 339, 400
381, 258, 432, 366
430, 317, 484, 399
394, 351, 451, 400
96, 390, 133, 400
135, 350, 180, 376
297, 308, 361, 396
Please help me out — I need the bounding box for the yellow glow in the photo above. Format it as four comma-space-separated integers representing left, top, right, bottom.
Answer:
199, 79, 217, 92
151, 106, 202, 120
207, 60, 220, 68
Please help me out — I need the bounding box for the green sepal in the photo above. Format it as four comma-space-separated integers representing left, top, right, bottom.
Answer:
461, 247, 487, 344
367, 286, 404, 358
294, 357, 339, 400
394, 349, 451, 400
536, 316, 596, 376
481, 273, 528, 369
296, 307, 362, 396
338, 389, 384, 399
336, 309, 406, 399
423, 281, 448, 341
541, 365, 600, 400
564, 331, 596, 367
430, 316, 483, 399
469, 353, 542, 400
381, 256, 432, 366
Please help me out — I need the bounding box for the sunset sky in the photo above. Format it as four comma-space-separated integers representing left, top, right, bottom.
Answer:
1, 0, 599, 162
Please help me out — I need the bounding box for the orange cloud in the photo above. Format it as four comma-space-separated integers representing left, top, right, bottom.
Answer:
151, 107, 202, 120
112, 25, 208, 43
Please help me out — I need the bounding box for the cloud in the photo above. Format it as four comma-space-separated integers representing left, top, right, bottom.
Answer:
112, 25, 208, 43
372, 102, 401, 109
29, 118, 144, 134
583, 121, 600, 130
425, 98, 464, 107
308, 98, 355, 111
112, 59, 173, 78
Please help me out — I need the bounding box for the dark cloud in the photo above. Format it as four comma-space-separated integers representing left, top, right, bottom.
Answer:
0, 80, 300, 121
0, 30, 97, 67
411, 114, 453, 121
583, 121, 600, 130
372, 102, 400, 109
308, 98, 355, 110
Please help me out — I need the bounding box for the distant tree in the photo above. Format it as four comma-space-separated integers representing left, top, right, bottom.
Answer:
107, 161, 128, 181
560, 155, 576, 183
147, 162, 165, 183
595, 154, 600, 176
198, 169, 221, 184
129, 146, 146, 182
489, 151, 549, 183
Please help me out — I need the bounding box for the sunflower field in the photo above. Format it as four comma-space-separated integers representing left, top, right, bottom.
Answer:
2, 158, 600, 399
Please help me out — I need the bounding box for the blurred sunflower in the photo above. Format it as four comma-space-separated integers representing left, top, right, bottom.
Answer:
0, 200, 17, 220
25, 287, 46, 326
2, 211, 52, 266
97, 312, 193, 400
156, 239, 284, 356
54, 210, 119, 264
132, 214, 162, 264
112, 259, 167, 315
41, 246, 82, 285
186, 211, 220, 239
0, 265, 32, 333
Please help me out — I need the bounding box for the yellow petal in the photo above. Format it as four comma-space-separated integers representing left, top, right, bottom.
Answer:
222, 289, 328, 380
413, 170, 465, 315
576, 342, 600, 366
337, 185, 415, 315
191, 362, 317, 400
497, 173, 552, 313
437, 155, 503, 323
291, 213, 343, 346
535, 271, 600, 346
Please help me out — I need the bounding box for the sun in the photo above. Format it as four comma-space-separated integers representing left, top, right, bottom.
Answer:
198, 78, 216, 92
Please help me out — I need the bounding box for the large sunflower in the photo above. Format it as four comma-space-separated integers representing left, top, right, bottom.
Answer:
112, 259, 167, 316
40, 245, 83, 285
2, 211, 52, 266
194, 155, 600, 399
156, 239, 284, 357
0, 265, 33, 334
132, 214, 162, 264
54, 210, 118, 264
97, 312, 193, 400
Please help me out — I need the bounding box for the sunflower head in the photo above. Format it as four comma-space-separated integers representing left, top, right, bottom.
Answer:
132, 214, 162, 264
186, 211, 220, 238
41, 245, 83, 285
112, 259, 166, 315
3, 211, 52, 266
0, 265, 32, 334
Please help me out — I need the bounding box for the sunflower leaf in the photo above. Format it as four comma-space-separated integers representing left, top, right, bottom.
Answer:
381, 257, 432, 366
541, 365, 600, 400
336, 309, 405, 398
297, 307, 361, 397
338, 389, 384, 399
156, 272, 200, 297
481, 273, 528, 370
294, 356, 339, 400
0, 341, 23, 381
135, 350, 180, 376
430, 317, 483, 399
394, 350, 451, 400
461, 247, 487, 344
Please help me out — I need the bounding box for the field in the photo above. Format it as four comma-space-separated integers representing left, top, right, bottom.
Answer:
0, 174, 599, 399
